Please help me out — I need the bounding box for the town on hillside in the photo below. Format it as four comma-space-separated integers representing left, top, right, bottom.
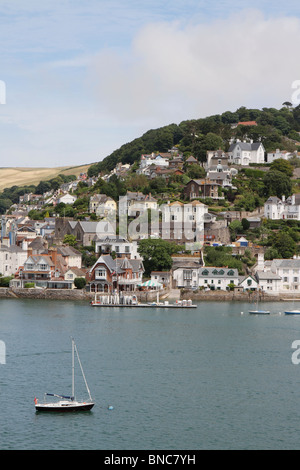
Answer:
2, 112, 300, 298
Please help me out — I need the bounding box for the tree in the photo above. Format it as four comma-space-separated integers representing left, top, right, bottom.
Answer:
187, 164, 205, 179
63, 234, 77, 246
228, 220, 243, 240
282, 101, 293, 109
273, 231, 296, 258
262, 170, 292, 198
74, 277, 87, 289
270, 158, 293, 177
137, 239, 183, 276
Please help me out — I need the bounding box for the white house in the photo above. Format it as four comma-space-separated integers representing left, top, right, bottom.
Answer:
228, 141, 265, 165
266, 149, 293, 164
254, 270, 282, 294
264, 194, 300, 220
95, 236, 140, 259
0, 242, 28, 276
119, 192, 158, 216
139, 153, 169, 170
238, 275, 259, 291
57, 193, 77, 205
254, 253, 300, 294
172, 261, 239, 290
162, 201, 208, 225
89, 194, 117, 217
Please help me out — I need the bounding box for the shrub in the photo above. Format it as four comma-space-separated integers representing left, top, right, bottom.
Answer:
74, 277, 87, 289
24, 282, 35, 288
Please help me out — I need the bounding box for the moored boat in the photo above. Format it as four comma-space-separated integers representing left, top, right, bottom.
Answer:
285, 310, 300, 315
249, 309, 270, 315
34, 338, 94, 412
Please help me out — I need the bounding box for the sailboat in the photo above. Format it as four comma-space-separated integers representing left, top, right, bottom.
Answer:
285, 300, 300, 315
249, 290, 270, 315
34, 338, 94, 412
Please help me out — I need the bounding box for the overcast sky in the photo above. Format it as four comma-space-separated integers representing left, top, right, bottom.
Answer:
1, 0, 300, 168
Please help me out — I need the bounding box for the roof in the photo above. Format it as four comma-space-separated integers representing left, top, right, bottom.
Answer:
191, 179, 219, 187
237, 121, 257, 126
228, 141, 263, 152
255, 270, 281, 280
265, 196, 282, 204
275, 259, 300, 269
198, 267, 239, 277
90, 254, 144, 274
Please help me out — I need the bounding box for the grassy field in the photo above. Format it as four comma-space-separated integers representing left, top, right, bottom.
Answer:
0, 164, 93, 191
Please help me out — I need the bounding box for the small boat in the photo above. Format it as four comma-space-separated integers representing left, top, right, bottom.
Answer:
34, 338, 94, 412
249, 309, 270, 315
249, 290, 270, 315
285, 310, 300, 315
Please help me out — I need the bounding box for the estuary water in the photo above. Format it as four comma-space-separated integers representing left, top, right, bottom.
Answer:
1, 297, 300, 450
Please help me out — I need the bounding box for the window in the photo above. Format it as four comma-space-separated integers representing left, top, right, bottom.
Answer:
202, 269, 209, 276
96, 269, 106, 278
39, 264, 48, 271
183, 270, 193, 280
219, 269, 224, 275
247, 279, 252, 286
227, 270, 235, 276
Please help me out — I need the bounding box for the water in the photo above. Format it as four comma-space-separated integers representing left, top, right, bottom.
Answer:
1, 297, 300, 450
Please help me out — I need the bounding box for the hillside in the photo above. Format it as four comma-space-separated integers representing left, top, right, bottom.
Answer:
0, 164, 92, 191
87, 105, 300, 176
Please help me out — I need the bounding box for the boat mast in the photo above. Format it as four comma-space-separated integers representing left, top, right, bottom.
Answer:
72, 337, 75, 399
73, 341, 93, 402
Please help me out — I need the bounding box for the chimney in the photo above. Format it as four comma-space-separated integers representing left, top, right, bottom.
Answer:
49, 247, 57, 267
257, 252, 265, 271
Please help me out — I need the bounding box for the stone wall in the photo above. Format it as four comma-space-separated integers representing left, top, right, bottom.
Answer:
0, 287, 161, 302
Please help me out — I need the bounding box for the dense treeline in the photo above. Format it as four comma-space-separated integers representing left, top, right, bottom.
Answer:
88, 105, 300, 177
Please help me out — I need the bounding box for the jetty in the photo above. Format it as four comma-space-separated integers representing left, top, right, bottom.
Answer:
90, 293, 196, 308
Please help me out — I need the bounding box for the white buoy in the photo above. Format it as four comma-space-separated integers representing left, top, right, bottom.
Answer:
108, 405, 114, 410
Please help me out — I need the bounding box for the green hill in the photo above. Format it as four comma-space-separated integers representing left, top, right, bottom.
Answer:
88, 105, 300, 176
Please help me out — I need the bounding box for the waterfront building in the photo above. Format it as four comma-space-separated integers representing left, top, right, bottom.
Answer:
86, 254, 144, 293
172, 260, 239, 290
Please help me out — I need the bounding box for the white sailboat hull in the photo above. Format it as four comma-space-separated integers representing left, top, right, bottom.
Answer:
35, 400, 94, 412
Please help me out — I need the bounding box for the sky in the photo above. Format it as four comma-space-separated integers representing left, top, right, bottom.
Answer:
1, 0, 300, 168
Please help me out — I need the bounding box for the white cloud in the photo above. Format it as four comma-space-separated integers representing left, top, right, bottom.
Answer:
88, 9, 300, 125
2, 4, 300, 167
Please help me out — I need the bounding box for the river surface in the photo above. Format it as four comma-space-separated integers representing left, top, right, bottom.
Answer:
1, 297, 300, 450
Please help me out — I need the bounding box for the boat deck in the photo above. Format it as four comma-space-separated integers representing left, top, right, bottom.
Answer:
91, 302, 197, 308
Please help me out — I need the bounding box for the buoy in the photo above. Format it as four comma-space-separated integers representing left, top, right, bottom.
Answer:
241, 312, 244, 315
108, 405, 114, 410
